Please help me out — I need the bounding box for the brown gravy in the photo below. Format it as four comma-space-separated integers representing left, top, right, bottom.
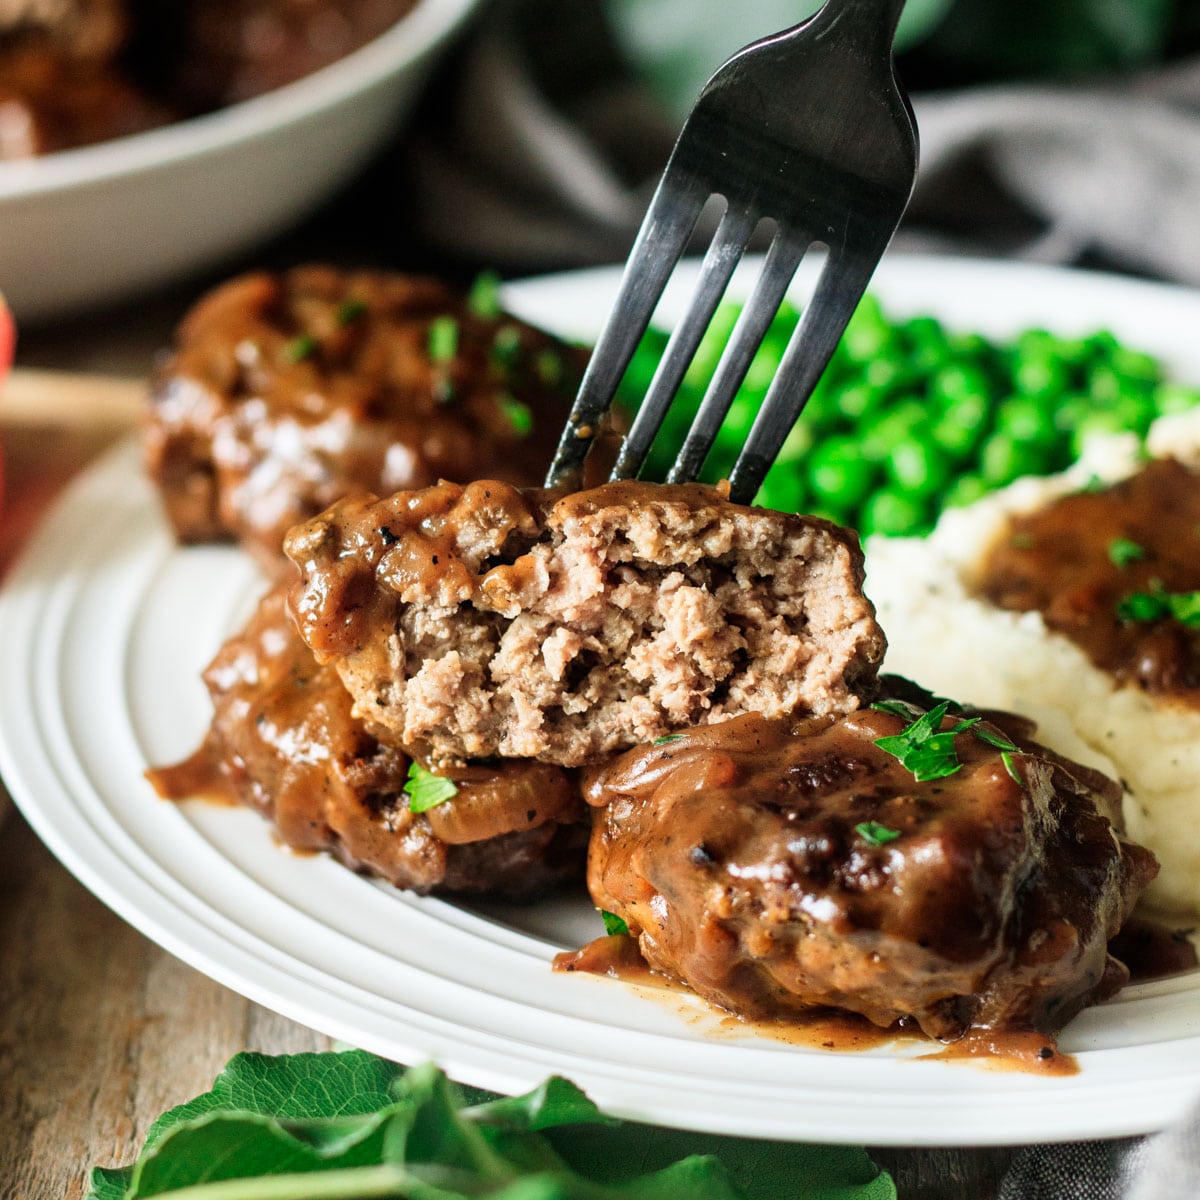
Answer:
979, 458, 1200, 703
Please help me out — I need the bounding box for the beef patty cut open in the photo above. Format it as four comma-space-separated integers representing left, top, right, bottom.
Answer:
147, 583, 588, 898
582, 698, 1158, 1041
285, 479, 887, 769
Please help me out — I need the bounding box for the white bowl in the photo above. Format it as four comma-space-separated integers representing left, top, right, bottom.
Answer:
0, 0, 483, 323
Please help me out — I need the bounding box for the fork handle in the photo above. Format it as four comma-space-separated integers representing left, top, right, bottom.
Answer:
808, 0, 908, 47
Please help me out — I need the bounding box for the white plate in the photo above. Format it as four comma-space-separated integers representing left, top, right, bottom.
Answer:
5, 256, 1200, 1147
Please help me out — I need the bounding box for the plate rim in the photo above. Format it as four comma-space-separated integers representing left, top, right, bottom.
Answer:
6, 255, 1200, 1146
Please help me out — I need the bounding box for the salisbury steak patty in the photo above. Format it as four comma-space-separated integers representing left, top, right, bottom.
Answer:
147, 583, 588, 897
143, 266, 586, 567
286, 479, 886, 769
582, 703, 1156, 1040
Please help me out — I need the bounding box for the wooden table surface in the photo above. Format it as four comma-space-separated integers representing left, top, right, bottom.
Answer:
0, 371, 1017, 1198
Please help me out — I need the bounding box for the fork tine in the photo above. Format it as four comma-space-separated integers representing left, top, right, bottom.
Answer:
544, 169, 710, 490
665, 226, 809, 485
725, 237, 891, 505
609, 203, 758, 481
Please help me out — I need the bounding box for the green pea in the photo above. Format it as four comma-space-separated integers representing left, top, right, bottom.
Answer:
772, 419, 815, 465
861, 399, 926, 461
1111, 346, 1160, 385
1051, 394, 1091, 435
744, 338, 786, 395
1108, 394, 1157, 437
947, 332, 993, 362
885, 432, 951, 498
835, 382, 878, 422
757, 465, 807, 514
863, 356, 910, 397
683, 303, 741, 388
1070, 410, 1137, 458
931, 391, 990, 459
995, 395, 1059, 448
1013, 353, 1068, 398
859, 488, 930, 538
620, 330, 670, 400
902, 316, 951, 374
842, 294, 892, 362
931, 362, 991, 409
807, 436, 877, 509
979, 430, 1046, 487
1155, 383, 1200, 416
942, 473, 990, 510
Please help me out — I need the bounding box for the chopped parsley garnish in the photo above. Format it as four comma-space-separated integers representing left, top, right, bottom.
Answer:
601, 910, 629, 936
491, 323, 522, 370
652, 733, 685, 746
972, 724, 1019, 753
427, 315, 459, 363
403, 761, 458, 813
1010, 532, 1037, 550
1001, 750, 1026, 788
873, 700, 980, 781
854, 821, 901, 846
336, 297, 367, 326
871, 699, 920, 720
1108, 537, 1146, 569
282, 332, 317, 363
467, 270, 502, 319
1117, 582, 1200, 627
499, 393, 534, 438
535, 349, 563, 386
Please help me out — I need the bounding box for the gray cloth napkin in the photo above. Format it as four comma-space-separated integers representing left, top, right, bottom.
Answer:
403, 0, 1200, 284
400, 6, 1200, 1194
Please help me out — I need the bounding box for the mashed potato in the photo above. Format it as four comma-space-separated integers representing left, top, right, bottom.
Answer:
865, 411, 1200, 917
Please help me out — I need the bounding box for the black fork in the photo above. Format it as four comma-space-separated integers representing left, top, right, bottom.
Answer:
545, 0, 918, 502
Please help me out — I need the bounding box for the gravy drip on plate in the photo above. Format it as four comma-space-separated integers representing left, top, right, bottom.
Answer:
978, 458, 1200, 702
553, 932, 1079, 1075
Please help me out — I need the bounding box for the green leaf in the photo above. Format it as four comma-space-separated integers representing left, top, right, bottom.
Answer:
971, 725, 1019, 753
130, 1110, 418, 1196
428, 316, 459, 364
144, 1051, 406, 1147
86, 1166, 133, 1200
336, 298, 367, 327
468, 1077, 609, 1135
854, 821, 901, 847
499, 394, 534, 438
468, 271, 503, 320
283, 333, 317, 364
547, 1123, 894, 1200
1108, 537, 1146, 568
1117, 583, 1200, 628
404, 762, 459, 814
873, 702, 979, 782
1001, 750, 1027, 789
88, 1053, 895, 1200
600, 910, 630, 937
394, 1062, 515, 1182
